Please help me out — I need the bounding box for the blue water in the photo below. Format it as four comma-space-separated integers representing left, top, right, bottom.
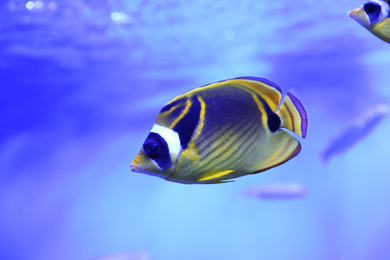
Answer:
1, 0, 390, 259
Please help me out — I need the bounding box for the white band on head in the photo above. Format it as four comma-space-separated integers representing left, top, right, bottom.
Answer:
150, 124, 181, 157
373, 0, 390, 20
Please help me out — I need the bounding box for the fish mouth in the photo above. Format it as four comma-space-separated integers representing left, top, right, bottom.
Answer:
130, 156, 143, 172
130, 157, 143, 172
130, 163, 144, 172
348, 9, 361, 20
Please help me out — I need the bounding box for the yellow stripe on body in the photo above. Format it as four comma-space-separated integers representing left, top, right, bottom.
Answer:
233, 79, 281, 112
190, 84, 270, 179
196, 122, 264, 179
177, 78, 281, 111
191, 81, 271, 158
168, 98, 191, 129
174, 96, 205, 163
192, 115, 261, 180
246, 90, 269, 133
195, 112, 256, 164
198, 169, 235, 182
160, 103, 180, 115
157, 102, 185, 128
190, 96, 206, 140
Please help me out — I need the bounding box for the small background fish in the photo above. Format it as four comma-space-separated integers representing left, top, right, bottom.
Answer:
349, 0, 390, 43
321, 104, 388, 162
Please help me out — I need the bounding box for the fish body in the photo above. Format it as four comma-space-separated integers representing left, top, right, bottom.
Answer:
131, 77, 308, 184
321, 104, 388, 162
349, 0, 390, 43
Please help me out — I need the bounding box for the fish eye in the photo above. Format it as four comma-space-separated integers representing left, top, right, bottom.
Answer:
143, 140, 162, 159
363, 2, 381, 14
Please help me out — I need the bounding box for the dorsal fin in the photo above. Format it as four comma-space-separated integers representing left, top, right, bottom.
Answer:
228, 77, 283, 112
230, 77, 307, 138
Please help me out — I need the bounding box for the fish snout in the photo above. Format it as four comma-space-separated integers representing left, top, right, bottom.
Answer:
130, 163, 144, 172
130, 157, 141, 172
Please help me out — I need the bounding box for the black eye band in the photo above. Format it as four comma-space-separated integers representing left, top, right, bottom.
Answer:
172, 96, 201, 150
143, 132, 171, 169
364, 2, 382, 23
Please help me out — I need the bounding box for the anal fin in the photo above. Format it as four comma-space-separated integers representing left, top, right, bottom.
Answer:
255, 129, 301, 172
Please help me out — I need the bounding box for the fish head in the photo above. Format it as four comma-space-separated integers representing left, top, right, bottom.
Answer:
349, 6, 371, 29
131, 124, 182, 179
349, 0, 390, 29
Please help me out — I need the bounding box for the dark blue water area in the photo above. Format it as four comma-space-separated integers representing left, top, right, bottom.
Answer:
1, 0, 390, 260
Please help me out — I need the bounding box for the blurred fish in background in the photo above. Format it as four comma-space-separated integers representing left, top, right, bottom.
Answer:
320, 104, 388, 162
89, 250, 151, 260
349, 0, 390, 43
242, 182, 309, 200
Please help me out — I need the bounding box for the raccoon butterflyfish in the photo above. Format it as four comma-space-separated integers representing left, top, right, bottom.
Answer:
130, 77, 308, 184
349, 0, 390, 43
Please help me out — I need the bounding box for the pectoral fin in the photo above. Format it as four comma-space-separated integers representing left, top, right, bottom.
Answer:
180, 142, 201, 161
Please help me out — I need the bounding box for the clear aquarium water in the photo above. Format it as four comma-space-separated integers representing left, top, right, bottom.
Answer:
1, 0, 390, 259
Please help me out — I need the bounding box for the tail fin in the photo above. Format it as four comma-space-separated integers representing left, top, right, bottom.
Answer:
276, 92, 308, 138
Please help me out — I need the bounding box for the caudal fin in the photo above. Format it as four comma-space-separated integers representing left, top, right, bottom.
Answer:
276, 92, 308, 138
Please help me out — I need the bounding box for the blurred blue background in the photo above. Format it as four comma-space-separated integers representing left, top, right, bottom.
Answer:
1, 0, 390, 259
